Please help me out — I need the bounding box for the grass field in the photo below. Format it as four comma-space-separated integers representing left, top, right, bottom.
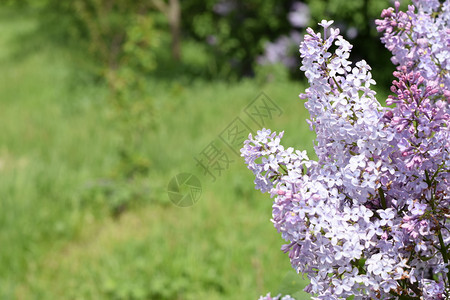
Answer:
0, 8, 321, 300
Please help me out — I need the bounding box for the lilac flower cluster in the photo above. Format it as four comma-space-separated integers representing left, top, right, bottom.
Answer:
257, 31, 303, 69
376, 0, 450, 89
243, 1, 449, 299
288, 2, 311, 28
258, 293, 296, 300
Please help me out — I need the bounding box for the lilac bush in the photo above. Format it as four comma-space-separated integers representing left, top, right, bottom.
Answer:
242, 1, 449, 299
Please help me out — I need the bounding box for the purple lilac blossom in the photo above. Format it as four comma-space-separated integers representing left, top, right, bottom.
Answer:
288, 2, 310, 28
258, 32, 303, 69
206, 35, 217, 46
213, 0, 235, 16
376, 0, 450, 90
346, 27, 358, 39
247, 1, 449, 299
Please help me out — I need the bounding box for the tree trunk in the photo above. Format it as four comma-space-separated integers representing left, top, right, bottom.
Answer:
168, 0, 181, 61
150, 0, 181, 61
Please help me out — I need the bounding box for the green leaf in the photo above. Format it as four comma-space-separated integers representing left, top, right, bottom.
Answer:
276, 270, 310, 299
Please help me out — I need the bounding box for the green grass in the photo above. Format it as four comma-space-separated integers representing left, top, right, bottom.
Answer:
0, 7, 319, 300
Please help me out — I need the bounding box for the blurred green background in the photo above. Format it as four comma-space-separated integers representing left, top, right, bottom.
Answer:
0, 0, 395, 299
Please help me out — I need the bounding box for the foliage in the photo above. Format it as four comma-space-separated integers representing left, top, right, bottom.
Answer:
182, 0, 397, 83
181, 0, 294, 78
4, 0, 403, 83
37, 0, 161, 71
